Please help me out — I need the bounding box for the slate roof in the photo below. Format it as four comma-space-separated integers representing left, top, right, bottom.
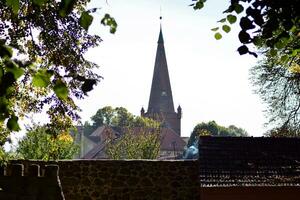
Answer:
199, 136, 300, 187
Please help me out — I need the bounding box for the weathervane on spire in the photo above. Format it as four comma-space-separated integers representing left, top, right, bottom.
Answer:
160, 4, 163, 20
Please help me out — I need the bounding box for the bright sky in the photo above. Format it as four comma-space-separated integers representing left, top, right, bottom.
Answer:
74, 0, 267, 137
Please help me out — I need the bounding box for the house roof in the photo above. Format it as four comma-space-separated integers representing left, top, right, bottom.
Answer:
82, 142, 107, 159
160, 128, 186, 151
81, 126, 186, 159
198, 136, 300, 187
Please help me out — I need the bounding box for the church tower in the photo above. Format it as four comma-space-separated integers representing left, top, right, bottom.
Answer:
141, 25, 181, 136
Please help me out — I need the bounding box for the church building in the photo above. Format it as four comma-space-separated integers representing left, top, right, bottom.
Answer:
141, 26, 182, 136
77, 24, 186, 159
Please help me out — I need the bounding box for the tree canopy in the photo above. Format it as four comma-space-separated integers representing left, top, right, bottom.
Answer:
84, 106, 161, 135
16, 124, 79, 160
106, 129, 161, 160
191, 0, 300, 58
0, 0, 117, 157
192, 0, 300, 135
84, 106, 161, 159
187, 121, 248, 147
251, 36, 300, 135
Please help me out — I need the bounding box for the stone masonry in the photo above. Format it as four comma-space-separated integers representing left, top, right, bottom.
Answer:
0, 163, 64, 200
10, 159, 200, 200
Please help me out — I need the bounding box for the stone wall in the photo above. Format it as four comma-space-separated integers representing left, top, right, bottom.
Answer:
0, 163, 64, 200
11, 159, 200, 200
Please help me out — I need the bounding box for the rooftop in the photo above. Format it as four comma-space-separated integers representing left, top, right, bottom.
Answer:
199, 136, 300, 187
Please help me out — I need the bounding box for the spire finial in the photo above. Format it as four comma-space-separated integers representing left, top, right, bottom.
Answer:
158, 8, 164, 43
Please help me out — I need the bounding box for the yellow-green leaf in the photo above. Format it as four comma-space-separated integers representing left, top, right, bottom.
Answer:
234, 4, 244, 14
227, 15, 237, 24
222, 25, 231, 33
6, 0, 19, 15
214, 32, 222, 40
5, 60, 24, 79
53, 80, 69, 100
80, 11, 93, 31
101, 14, 117, 34
33, 0, 47, 6
32, 69, 53, 87
7, 116, 20, 131
218, 18, 226, 23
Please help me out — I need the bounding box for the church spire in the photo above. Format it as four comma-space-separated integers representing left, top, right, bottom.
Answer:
143, 20, 182, 136
158, 16, 164, 43
147, 23, 175, 114
158, 26, 164, 44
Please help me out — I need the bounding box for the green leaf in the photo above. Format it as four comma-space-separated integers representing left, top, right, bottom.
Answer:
80, 11, 94, 31
237, 45, 249, 55
0, 45, 13, 58
101, 14, 117, 34
7, 116, 20, 131
53, 80, 69, 100
59, 0, 76, 17
238, 30, 250, 43
270, 49, 277, 57
227, 15, 237, 24
214, 32, 222, 40
194, 2, 204, 10
33, 0, 47, 6
222, 25, 231, 33
0, 67, 3, 79
211, 27, 219, 31
32, 69, 53, 87
5, 60, 24, 79
275, 40, 284, 49
6, 0, 19, 15
280, 55, 289, 63
218, 18, 226, 23
234, 4, 244, 14
81, 79, 97, 94
291, 49, 299, 57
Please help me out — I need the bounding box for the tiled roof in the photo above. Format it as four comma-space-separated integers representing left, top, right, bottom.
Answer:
199, 136, 300, 187
127, 127, 186, 151
82, 142, 107, 159
160, 128, 186, 151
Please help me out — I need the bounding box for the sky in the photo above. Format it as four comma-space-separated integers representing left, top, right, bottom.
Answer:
73, 0, 268, 137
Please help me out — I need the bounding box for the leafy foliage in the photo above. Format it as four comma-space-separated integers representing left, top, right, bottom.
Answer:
0, 0, 117, 157
187, 121, 248, 147
191, 0, 300, 57
16, 125, 79, 160
84, 106, 160, 135
250, 37, 300, 135
83, 106, 161, 159
106, 128, 161, 159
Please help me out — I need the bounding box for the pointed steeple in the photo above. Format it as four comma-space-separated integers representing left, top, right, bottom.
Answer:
143, 20, 182, 136
147, 26, 175, 114
158, 25, 164, 44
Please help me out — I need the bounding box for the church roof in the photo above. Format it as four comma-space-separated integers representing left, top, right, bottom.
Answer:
147, 27, 175, 114
198, 136, 300, 187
